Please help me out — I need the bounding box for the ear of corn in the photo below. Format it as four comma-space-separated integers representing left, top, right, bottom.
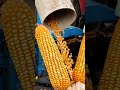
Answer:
72, 35, 85, 84
98, 19, 120, 90
35, 25, 71, 90
1, 0, 35, 89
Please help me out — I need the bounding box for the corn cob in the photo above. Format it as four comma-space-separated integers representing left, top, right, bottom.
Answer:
72, 35, 85, 83
47, 15, 74, 79
1, 0, 35, 89
35, 25, 71, 90
98, 19, 120, 90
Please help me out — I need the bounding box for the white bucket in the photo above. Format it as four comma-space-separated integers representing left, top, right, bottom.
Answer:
35, 0, 77, 30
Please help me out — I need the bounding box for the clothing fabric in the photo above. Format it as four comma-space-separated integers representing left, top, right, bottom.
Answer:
115, 0, 120, 17
79, 0, 85, 14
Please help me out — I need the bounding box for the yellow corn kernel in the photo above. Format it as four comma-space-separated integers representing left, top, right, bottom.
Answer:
1, 0, 35, 89
35, 25, 71, 90
98, 19, 120, 90
72, 35, 85, 83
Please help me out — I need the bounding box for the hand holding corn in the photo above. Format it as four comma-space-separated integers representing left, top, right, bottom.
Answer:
67, 82, 85, 90
35, 24, 85, 90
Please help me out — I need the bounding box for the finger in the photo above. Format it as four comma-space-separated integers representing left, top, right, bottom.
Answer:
71, 83, 76, 90
76, 82, 81, 90
76, 82, 85, 90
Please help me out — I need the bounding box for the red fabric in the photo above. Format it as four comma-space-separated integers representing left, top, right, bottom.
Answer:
79, 0, 85, 14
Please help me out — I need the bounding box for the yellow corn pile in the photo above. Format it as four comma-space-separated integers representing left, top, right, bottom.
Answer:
72, 35, 85, 83
1, 0, 35, 89
98, 19, 120, 90
47, 16, 74, 79
35, 25, 71, 90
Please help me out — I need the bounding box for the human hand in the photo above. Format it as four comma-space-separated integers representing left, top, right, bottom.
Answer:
67, 82, 85, 90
